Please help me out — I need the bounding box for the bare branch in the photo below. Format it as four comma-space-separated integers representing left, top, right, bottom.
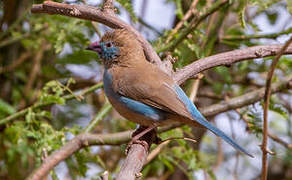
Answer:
268, 133, 292, 149
0, 52, 31, 74
165, 0, 199, 43
26, 132, 132, 180
117, 144, 148, 180
30, 1, 162, 67
261, 36, 292, 180
174, 44, 292, 84
26, 76, 291, 180
27, 2, 292, 179
30, 2, 292, 84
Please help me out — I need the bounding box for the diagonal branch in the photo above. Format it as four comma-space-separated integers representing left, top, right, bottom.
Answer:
31, 1, 162, 66
26, 1, 292, 179
261, 36, 292, 180
30, 1, 292, 84
174, 44, 292, 84
26, 76, 292, 180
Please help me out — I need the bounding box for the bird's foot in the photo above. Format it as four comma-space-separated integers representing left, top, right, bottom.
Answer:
125, 125, 159, 154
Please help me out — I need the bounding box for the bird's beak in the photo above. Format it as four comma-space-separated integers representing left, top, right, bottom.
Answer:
86, 42, 101, 53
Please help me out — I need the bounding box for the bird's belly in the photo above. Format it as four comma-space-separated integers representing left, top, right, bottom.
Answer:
103, 70, 169, 126
107, 96, 162, 126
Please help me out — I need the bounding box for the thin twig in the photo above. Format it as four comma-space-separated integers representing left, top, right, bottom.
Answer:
261, 36, 292, 180
26, 132, 132, 180
235, 109, 292, 150
0, 52, 31, 74
84, 102, 112, 133
30, 2, 292, 84
100, 171, 109, 180
24, 42, 47, 95
174, 44, 292, 85
138, 17, 162, 35
166, 0, 199, 43
31, 1, 162, 66
189, 74, 203, 102
25, 76, 292, 180
0, 33, 30, 48
222, 27, 292, 41
157, 0, 229, 53
0, 83, 104, 125
145, 141, 170, 164
268, 133, 292, 149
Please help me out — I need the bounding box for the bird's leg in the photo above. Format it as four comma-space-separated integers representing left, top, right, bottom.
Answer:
132, 125, 156, 141
125, 125, 159, 154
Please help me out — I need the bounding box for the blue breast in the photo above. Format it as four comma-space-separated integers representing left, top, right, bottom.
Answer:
103, 70, 167, 121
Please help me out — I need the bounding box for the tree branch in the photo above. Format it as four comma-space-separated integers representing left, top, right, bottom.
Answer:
26, 132, 132, 180
26, 1, 292, 179
30, 1, 292, 84
174, 44, 292, 84
0, 51, 31, 74
261, 36, 292, 180
30, 1, 162, 66
222, 27, 292, 41
0, 83, 103, 125
26, 76, 292, 180
157, 0, 229, 53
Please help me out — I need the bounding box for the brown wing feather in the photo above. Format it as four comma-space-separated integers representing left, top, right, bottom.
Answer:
112, 62, 191, 119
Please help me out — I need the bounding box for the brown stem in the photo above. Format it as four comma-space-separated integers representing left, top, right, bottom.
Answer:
24, 42, 46, 95
30, 1, 162, 67
26, 131, 132, 180
30, 2, 292, 83
27, 1, 292, 179
117, 144, 147, 180
26, 76, 291, 180
235, 109, 292, 150
0, 51, 31, 74
268, 133, 292, 149
174, 44, 292, 84
261, 36, 292, 180
166, 0, 199, 43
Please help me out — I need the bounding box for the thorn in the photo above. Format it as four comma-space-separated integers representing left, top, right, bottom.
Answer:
266, 148, 276, 155
259, 144, 276, 155
135, 172, 143, 178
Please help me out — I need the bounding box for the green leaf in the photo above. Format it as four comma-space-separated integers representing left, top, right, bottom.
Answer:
159, 155, 174, 171
174, 0, 184, 19
269, 100, 288, 120
239, 5, 246, 29
0, 99, 15, 116
287, 0, 292, 14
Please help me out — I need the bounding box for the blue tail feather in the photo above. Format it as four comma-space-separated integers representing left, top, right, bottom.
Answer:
175, 86, 253, 158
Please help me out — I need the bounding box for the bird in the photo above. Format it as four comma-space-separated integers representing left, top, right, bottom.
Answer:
86, 29, 253, 157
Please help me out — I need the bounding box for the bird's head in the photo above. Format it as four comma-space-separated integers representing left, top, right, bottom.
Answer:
86, 29, 144, 65
86, 41, 120, 61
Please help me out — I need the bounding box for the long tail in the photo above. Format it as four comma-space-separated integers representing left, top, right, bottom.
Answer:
175, 86, 254, 157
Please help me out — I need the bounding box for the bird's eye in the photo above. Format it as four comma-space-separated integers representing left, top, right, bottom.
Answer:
106, 42, 112, 47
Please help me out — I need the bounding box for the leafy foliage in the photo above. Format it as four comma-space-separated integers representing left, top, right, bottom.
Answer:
0, 0, 291, 179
